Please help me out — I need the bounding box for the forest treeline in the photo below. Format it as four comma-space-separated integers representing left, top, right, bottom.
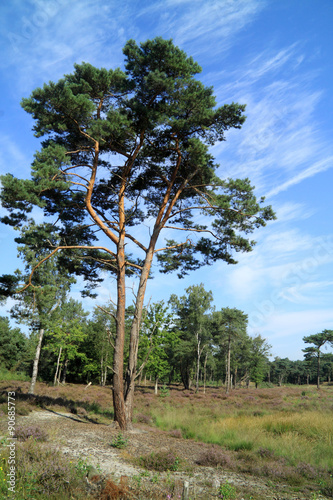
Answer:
1, 283, 332, 391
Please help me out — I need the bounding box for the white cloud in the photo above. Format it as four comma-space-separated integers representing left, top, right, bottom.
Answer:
243, 43, 299, 81
274, 201, 316, 222
0, 135, 28, 175
137, 0, 266, 56
266, 309, 333, 339
281, 280, 333, 305
266, 157, 333, 198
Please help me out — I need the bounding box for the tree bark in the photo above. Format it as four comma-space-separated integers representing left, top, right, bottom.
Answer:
100, 355, 104, 386
317, 351, 321, 390
195, 336, 201, 393
226, 336, 231, 394
28, 328, 44, 395
54, 346, 62, 386
124, 245, 156, 426
112, 233, 127, 430
61, 358, 68, 383
203, 352, 208, 394
180, 362, 191, 390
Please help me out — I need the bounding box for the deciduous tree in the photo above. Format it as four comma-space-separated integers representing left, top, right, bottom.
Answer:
0, 317, 26, 370
169, 284, 213, 391
0, 222, 74, 393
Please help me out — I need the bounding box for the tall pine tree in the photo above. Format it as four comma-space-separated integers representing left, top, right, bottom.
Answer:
0, 38, 275, 429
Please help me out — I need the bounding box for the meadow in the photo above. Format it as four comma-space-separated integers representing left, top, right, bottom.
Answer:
0, 377, 332, 499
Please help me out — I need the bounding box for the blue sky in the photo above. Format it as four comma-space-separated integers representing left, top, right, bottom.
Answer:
0, 0, 333, 360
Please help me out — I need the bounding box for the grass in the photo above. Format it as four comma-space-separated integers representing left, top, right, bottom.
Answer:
146, 387, 333, 470
0, 436, 89, 499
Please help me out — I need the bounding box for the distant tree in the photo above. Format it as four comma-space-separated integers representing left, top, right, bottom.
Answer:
321, 353, 333, 383
83, 304, 117, 385
0, 317, 26, 370
0, 38, 275, 429
213, 308, 248, 393
169, 284, 213, 391
287, 359, 307, 385
45, 298, 89, 384
137, 301, 177, 394
303, 330, 333, 389
270, 357, 292, 386
249, 334, 271, 388
0, 222, 74, 393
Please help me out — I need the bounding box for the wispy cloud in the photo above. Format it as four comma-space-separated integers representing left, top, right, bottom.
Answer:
266, 157, 333, 198
1, 0, 129, 94
267, 309, 333, 339
0, 134, 29, 175
209, 41, 332, 198
274, 201, 316, 222
118, 0, 268, 63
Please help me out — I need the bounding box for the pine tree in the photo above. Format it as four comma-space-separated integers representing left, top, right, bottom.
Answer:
0, 38, 275, 428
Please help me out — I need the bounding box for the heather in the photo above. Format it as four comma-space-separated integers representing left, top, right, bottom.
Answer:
1, 380, 333, 498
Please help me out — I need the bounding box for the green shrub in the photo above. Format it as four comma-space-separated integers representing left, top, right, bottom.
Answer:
110, 433, 128, 449
159, 385, 170, 398
218, 480, 237, 499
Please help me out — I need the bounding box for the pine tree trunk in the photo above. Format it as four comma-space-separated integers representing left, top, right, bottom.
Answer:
28, 328, 44, 395
124, 247, 155, 427
112, 233, 127, 430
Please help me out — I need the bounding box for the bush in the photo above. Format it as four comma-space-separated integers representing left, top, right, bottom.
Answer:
159, 385, 170, 398
135, 413, 151, 424
218, 480, 237, 499
169, 429, 182, 439
196, 445, 233, 468
257, 447, 275, 459
139, 451, 180, 471
14, 439, 83, 497
110, 433, 128, 449
14, 425, 48, 442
